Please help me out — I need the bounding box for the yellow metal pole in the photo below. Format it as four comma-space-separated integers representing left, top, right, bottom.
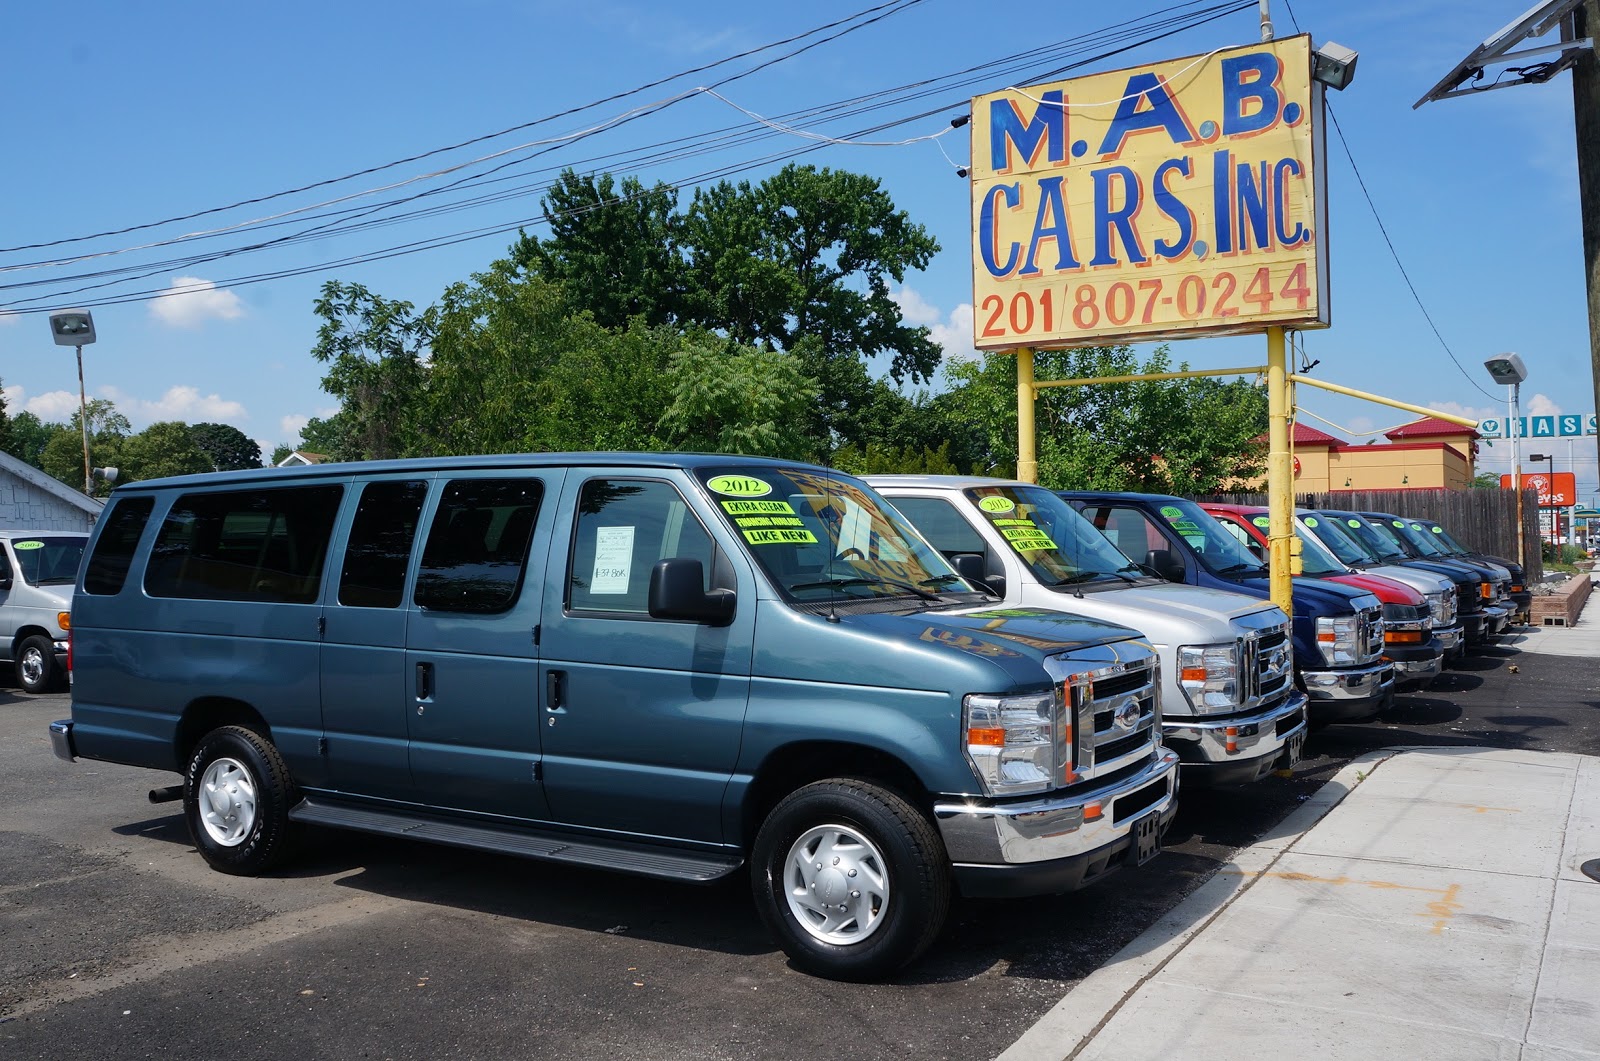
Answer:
1017, 347, 1038, 484
1287, 374, 1480, 429
1267, 327, 1293, 617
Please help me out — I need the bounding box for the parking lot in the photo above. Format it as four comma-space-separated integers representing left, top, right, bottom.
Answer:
2, 631, 1596, 1061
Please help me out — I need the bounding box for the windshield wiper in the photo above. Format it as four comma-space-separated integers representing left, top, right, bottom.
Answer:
1051, 571, 1103, 586
919, 573, 969, 589
1213, 562, 1267, 577
788, 575, 942, 602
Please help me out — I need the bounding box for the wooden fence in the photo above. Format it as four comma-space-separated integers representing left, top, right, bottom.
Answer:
1192, 488, 1543, 582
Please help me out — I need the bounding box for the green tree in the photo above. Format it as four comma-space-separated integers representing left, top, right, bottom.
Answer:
269, 443, 294, 466
1471, 472, 1502, 489
121, 421, 212, 482
40, 400, 130, 495
510, 170, 684, 329
659, 338, 819, 458
5, 411, 56, 469
943, 346, 1268, 493
190, 422, 263, 471
310, 281, 434, 461
0, 379, 11, 456
680, 164, 942, 384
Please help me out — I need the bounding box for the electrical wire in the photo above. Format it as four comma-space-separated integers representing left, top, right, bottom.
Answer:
0, 1, 1264, 313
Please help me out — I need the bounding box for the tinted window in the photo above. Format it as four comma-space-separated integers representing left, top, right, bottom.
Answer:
569, 479, 715, 615
145, 486, 343, 603
888, 496, 988, 556
414, 479, 542, 613
339, 480, 428, 609
85, 498, 155, 594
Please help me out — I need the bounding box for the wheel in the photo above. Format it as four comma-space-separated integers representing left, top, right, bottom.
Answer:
182, 725, 299, 875
16, 634, 60, 694
751, 778, 950, 981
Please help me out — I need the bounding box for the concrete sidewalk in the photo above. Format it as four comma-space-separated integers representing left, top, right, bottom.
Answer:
999, 747, 1600, 1061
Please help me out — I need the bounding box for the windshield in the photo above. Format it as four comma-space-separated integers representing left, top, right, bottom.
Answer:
1149, 499, 1264, 576
1421, 521, 1469, 554
1288, 516, 1348, 575
695, 467, 961, 603
963, 484, 1144, 586
1393, 519, 1451, 556
1329, 513, 1409, 561
7, 537, 86, 586
1305, 515, 1381, 566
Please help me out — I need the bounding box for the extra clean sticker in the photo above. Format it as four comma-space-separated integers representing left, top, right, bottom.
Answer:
12, 540, 43, 550
976, 495, 1016, 514
722, 499, 795, 516
707, 475, 772, 497
743, 528, 817, 546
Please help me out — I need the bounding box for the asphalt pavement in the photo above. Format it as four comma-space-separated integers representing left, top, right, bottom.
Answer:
999, 604, 1600, 1061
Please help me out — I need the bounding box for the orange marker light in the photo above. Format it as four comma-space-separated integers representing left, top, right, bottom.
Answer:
1385, 631, 1424, 644
1083, 802, 1102, 821
968, 728, 1006, 747
1180, 667, 1208, 682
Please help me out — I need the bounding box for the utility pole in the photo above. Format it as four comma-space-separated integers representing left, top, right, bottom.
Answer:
1578, 0, 1600, 493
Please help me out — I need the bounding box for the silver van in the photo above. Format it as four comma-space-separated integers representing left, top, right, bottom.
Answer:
0, 530, 86, 693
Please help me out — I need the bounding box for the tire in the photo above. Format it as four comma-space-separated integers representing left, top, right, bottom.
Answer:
751, 778, 950, 981
182, 725, 299, 875
16, 634, 60, 694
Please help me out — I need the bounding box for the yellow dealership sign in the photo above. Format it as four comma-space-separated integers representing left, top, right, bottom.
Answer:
969, 36, 1329, 349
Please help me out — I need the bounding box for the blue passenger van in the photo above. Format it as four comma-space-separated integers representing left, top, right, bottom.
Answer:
51, 453, 1178, 981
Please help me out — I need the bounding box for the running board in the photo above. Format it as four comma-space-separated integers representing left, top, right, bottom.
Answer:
288, 797, 743, 883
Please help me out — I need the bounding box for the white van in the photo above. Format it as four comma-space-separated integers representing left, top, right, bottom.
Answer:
0, 531, 87, 692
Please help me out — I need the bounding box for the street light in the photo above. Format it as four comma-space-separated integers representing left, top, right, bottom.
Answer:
1484, 354, 1528, 571
47, 309, 98, 495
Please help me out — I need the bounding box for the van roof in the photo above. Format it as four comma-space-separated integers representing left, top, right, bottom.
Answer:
104, 452, 840, 493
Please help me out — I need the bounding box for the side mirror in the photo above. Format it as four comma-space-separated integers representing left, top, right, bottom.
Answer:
648, 558, 735, 625
0, 574, 10, 591
948, 552, 1005, 597
1145, 549, 1185, 583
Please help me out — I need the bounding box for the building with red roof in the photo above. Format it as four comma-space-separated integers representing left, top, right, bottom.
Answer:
1246, 416, 1478, 492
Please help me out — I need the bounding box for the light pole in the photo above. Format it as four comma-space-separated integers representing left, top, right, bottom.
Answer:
47, 310, 98, 495
1530, 451, 1558, 547
1484, 354, 1528, 570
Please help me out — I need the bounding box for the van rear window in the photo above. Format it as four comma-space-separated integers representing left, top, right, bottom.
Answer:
83, 497, 154, 595
144, 485, 343, 603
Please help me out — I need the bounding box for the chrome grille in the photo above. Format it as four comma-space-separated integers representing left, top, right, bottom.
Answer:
1060, 650, 1160, 783
1243, 622, 1293, 706
1359, 605, 1384, 663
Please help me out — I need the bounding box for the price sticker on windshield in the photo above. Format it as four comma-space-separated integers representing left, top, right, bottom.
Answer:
743, 528, 817, 545
722, 499, 795, 516
12, 540, 43, 550
708, 475, 772, 497
977, 495, 1016, 514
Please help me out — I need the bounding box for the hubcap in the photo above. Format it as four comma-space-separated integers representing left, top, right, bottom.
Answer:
782, 823, 890, 945
197, 757, 257, 847
19, 648, 44, 687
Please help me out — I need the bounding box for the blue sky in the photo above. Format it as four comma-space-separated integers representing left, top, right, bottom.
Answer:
1, 0, 1593, 500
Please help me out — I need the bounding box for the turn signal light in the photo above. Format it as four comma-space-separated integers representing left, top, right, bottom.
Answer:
967, 728, 1006, 747
1179, 667, 1208, 682
1316, 631, 1336, 642
58, 612, 71, 630
1083, 802, 1103, 822
1480, 582, 1494, 600
1385, 630, 1424, 644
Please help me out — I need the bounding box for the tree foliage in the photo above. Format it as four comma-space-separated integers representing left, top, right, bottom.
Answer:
190, 422, 262, 471
311, 281, 433, 461
121, 421, 212, 482
943, 347, 1269, 493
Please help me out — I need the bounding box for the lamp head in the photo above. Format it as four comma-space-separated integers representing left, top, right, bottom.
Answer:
48, 309, 97, 347
1312, 41, 1359, 90
1483, 353, 1526, 385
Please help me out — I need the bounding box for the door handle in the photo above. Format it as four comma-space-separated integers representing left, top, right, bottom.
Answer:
546, 669, 565, 711
415, 662, 434, 701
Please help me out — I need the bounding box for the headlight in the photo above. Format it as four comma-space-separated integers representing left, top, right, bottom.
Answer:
1424, 589, 1456, 626
1315, 615, 1362, 666
1177, 644, 1241, 711
963, 690, 1061, 797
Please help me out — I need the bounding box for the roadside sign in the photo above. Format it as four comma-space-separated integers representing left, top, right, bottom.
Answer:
1477, 415, 1597, 438
1500, 471, 1577, 505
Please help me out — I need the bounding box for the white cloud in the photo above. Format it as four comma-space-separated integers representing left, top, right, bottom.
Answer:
3, 384, 24, 410
25, 390, 82, 419
1428, 400, 1501, 424
0, 313, 18, 327
892, 286, 979, 365
149, 276, 244, 328
1525, 393, 1562, 417
101, 384, 247, 423
280, 413, 309, 439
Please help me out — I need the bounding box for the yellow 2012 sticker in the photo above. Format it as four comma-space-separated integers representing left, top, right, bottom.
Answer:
977, 496, 1015, 514
708, 475, 772, 497
743, 528, 817, 546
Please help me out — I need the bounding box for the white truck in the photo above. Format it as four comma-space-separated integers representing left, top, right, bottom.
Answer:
869, 476, 1307, 785
0, 530, 87, 693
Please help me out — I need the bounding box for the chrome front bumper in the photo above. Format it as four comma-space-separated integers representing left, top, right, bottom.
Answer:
1392, 652, 1443, 685
1433, 624, 1463, 651
934, 748, 1179, 867
1299, 659, 1394, 702
1164, 690, 1308, 770
49, 719, 76, 762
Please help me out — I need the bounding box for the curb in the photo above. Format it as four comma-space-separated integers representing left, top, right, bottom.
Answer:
995, 747, 1407, 1061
